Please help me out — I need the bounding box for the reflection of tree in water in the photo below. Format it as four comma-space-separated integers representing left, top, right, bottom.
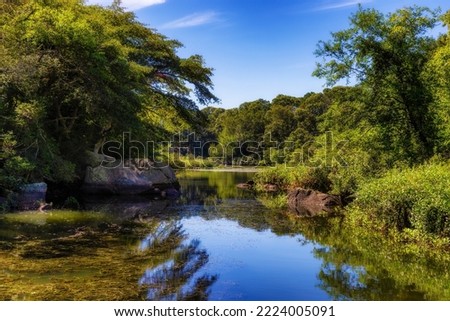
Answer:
239, 212, 449, 300
177, 171, 255, 205
315, 247, 427, 300
138, 221, 217, 300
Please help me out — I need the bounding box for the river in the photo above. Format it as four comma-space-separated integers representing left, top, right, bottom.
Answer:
0, 170, 449, 300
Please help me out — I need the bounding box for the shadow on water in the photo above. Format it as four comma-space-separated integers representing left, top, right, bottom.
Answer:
1, 170, 450, 300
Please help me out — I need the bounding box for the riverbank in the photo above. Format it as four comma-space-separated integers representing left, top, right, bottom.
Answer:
2, 170, 450, 300
253, 161, 450, 247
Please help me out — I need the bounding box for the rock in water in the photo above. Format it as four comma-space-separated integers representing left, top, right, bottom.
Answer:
287, 188, 341, 216
236, 180, 255, 190
82, 160, 178, 195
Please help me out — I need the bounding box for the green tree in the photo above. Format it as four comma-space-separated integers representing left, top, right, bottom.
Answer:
265, 96, 297, 143
427, 11, 450, 156
287, 92, 330, 149
313, 6, 440, 162
0, 0, 217, 187
234, 99, 270, 142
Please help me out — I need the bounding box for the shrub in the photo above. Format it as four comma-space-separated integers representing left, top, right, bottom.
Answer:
351, 162, 450, 237
253, 165, 297, 190
253, 165, 331, 192
63, 196, 81, 210
326, 149, 378, 201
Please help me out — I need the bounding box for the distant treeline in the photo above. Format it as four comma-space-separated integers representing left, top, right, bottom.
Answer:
197, 6, 450, 240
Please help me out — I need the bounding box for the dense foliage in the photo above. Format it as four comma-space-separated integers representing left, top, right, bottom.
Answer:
193, 6, 450, 238
201, 7, 449, 167
1, 2, 449, 240
0, 0, 217, 192
350, 163, 450, 237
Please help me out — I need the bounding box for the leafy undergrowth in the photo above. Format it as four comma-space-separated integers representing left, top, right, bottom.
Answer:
351, 162, 450, 237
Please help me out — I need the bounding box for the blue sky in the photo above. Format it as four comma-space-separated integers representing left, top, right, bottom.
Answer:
87, 0, 450, 108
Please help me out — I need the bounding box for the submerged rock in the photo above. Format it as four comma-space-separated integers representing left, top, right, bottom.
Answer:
236, 180, 255, 190
82, 159, 178, 195
287, 188, 341, 216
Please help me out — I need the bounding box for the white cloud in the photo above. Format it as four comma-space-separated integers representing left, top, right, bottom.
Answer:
317, 0, 373, 11
161, 11, 219, 29
86, 0, 166, 11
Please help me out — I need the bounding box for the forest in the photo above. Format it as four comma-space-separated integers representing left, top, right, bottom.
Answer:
166, 6, 450, 241
1, 1, 450, 242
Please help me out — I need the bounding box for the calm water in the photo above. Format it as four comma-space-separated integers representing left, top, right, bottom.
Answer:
1, 170, 449, 300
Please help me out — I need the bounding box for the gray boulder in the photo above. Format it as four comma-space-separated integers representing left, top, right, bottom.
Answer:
82, 159, 178, 195
288, 188, 341, 216
236, 180, 255, 190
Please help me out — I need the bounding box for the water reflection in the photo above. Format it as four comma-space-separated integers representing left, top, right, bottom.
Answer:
138, 221, 217, 301
139, 221, 181, 251
102, 171, 450, 300
1, 170, 450, 300
269, 215, 450, 300
176, 171, 255, 205
317, 260, 426, 300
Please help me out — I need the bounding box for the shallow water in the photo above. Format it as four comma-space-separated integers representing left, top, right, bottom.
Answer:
1, 170, 449, 300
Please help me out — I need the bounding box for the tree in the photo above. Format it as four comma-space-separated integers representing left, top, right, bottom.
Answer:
0, 0, 217, 187
234, 99, 270, 142
264, 95, 300, 144
427, 10, 450, 156
313, 6, 440, 162
201, 106, 226, 138
287, 92, 331, 148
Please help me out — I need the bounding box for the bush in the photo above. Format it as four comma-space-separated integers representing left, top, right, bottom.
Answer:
63, 196, 81, 210
351, 162, 450, 237
253, 165, 331, 192
254, 165, 304, 191
326, 149, 378, 201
